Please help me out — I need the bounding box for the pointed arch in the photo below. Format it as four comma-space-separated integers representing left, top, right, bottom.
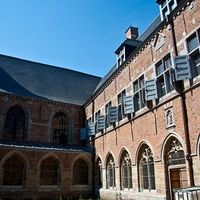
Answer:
137, 143, 156, 191
162, 134, 187, 199
73, 158, 89, 185
119, 148, 132, 190
95, 155, 103, 188
105, 152, 116, 189
39, 155, 61, 186
2, 152, 27, 186
50, 107, 73, 144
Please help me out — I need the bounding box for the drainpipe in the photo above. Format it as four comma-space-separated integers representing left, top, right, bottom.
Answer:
167, 19, 194, 186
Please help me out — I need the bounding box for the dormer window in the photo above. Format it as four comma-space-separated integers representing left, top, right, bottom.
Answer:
157, 0, 182, 21
117, 47, 125, 67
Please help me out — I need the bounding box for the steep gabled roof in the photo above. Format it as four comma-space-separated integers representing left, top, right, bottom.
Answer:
0, 54, 101, 105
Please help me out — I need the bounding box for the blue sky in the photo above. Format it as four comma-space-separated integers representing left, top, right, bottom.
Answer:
0, 0, 159, 77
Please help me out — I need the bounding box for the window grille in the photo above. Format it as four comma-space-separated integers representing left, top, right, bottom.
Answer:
120, 152, 132, 190
4, 105, 25, 141
133, 76, 146, 111
40, 157, 60, 186
118, 90, 126, 121
139, 146, 156, 191
3, 155, 26, 186
187, 30, 200, 77
156, 55, 173, 98
106, 154, 115, 188
52, 112, 68, 144
73, 159, 89, 185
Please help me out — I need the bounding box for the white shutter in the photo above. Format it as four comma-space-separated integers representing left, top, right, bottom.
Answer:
97, 115, 106, 130
145, 79, 158, 100
109, 106, 118, 123
124, 95, 134, 114
88, 122, 95, 135
80, 128, 87, 140
174, 55, 191, 80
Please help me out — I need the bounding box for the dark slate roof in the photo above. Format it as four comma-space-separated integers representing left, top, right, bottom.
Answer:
115, 39, 141, 54
93, 15, 161, 94
137, 14, 161, 42
93, 63, 117, 93
0, 140, 93, 153
0, 54, 101, 105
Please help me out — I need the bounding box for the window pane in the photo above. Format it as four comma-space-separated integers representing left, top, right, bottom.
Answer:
40, 157, 60, 185
188, 35, 198, 53
3, 155, 25, 186
73, 159, 88, 185
4, 105, 25, 141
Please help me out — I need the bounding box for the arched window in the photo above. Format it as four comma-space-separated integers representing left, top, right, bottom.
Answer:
167, 139, 185, 166
106, 154, 115, 188
40, 157, 60, 186
120, 150, 132, 190
3, 154, 26, 186
73, 158, 89, 185
95, 157, 102, 188
4, 105, 26, 140
52, 112, 69, 144
139, 145, 155, 191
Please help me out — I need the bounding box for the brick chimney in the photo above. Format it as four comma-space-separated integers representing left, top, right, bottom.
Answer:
125, 26, 138, 40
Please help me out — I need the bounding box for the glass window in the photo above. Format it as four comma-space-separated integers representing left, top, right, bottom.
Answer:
120, 151, 132, 190
52, 112, 68, 144
118, 90, 126, 121
95, 110, 100, 133
133, 76, 146, 112
139, 146, 156, 191
105, 101, 111, 128
167, 139, 186, 166
73, 159, 89, 185
4, 105, 26, 141
40, 157, 60, 186
3, 155, 26, 186
187, 30, 200, 77
156, 55, 173, 98
106, 154, 115, 188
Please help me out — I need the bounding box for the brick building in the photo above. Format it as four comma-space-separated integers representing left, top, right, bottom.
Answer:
0, 0, 200, 199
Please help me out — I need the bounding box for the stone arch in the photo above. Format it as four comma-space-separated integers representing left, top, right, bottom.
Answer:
49, 107, 74, 144
161, 133, 187, 199
38, 153, 62, 187
118, 147, 133, 190
0, 151, 29, 186
136, 142, 156, 192
0, 100, 30, 140
72, 155, 92, 185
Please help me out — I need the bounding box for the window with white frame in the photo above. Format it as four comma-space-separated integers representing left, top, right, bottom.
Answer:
105, 101, 111, 128
187, 30, 200, 77
133, 75, 146, 112
159, 0, 181, 21
156, 55, 174, 98
118, 90, 126, 121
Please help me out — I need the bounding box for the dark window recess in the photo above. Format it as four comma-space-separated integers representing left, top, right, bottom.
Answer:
133, 76, 146, 111
40, 157, 60, 186
52, 112, 68, 144
3, 155, 26, 186
118, 90, 126, 120
4, 105, 25, 141
73, 159, 89, 185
